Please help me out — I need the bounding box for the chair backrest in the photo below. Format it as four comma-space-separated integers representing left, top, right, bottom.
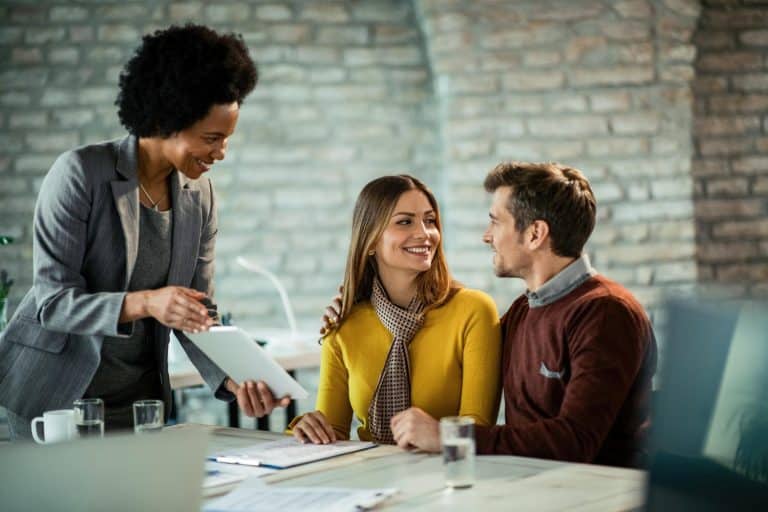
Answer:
644, 300, 768, 511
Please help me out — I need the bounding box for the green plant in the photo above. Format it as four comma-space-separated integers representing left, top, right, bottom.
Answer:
0, 270, 12, 301
0, 235, 14, 301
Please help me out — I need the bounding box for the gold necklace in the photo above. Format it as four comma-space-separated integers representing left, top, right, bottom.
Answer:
139, 181, 165, 210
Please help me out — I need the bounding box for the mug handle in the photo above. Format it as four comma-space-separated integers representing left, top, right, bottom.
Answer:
31, 416, 45, 444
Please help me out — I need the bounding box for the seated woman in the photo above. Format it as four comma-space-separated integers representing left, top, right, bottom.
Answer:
290, 175, 501, 452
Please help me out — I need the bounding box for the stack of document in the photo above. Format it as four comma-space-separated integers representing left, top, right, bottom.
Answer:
203, 462, 276, 497
210, 437, 377, 469
205, 486, 398, 512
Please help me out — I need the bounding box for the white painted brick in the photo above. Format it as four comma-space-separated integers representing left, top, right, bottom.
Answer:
374, 25, 418, 44
663, 0, 701, 18
570, 67, 654, 86
268, 24, 311, 44
650, 177, 694, 199
0, 69, 47, 90
9, 112, 47, 128
528, 117, 607, 137
611, 200, 693, 221
611, 113, 661, 134
48, 47, 78, 65
590, 92, 632, 112
204, 3, 250, 23
96, 24, 139, 42
14, 155, 56, 174
254, 4, 293, 21
503, 71, 565, 91
96, 5, 146, 20
317, 26, 368, 45
25, 27, 66, 44
614, 0, 653, 19
587, 137, 649, 156
168, 3, 203, 21
300, 3, 349, 23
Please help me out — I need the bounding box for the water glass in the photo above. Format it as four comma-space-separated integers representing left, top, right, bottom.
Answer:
440, 416, 475, 489
73, 398, 105, 438
133, 400, 164, 434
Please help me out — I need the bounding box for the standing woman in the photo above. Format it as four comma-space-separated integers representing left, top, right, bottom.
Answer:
290, 175, 502, 451
0, 24, 286, 439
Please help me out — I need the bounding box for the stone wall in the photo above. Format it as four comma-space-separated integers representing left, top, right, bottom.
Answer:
0, 0, 765, 331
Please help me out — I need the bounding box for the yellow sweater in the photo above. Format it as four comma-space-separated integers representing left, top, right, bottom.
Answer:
313, 287, 502, 441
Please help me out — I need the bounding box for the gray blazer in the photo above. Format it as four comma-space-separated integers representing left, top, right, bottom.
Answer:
0, 135, 231, 419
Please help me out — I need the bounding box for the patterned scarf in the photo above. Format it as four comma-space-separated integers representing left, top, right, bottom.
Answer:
367, 277, 425, 444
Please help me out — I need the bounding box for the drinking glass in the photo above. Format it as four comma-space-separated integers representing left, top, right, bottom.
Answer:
133, 400, 164, 434
440, 416, 475, 489
73, 398, 105, 438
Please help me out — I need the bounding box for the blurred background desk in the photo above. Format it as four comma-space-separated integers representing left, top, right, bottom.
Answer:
169, 329, 321, 430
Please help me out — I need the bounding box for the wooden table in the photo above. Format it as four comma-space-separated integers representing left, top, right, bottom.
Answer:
173, 424, 647, 511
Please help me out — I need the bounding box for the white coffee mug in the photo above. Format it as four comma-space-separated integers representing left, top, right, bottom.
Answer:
30, 409, 76, 444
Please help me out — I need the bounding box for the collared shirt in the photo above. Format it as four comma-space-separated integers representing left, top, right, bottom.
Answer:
525, 254, 598, 308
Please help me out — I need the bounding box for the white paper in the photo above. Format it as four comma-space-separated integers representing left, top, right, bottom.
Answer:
187, 326, 309, 399
203, 462, 275, 488
213, 437, 377, 469
204, 486, 398, 512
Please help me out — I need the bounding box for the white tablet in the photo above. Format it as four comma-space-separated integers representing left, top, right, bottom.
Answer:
187, 326, 309, 400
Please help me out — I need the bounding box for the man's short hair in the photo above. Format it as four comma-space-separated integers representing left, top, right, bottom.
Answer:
484, 161, 596, 258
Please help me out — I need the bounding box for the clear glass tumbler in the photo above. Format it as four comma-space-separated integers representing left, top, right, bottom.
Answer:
133, 399, 164, 434
440, 416, 475, 489
73, 398, 105, 438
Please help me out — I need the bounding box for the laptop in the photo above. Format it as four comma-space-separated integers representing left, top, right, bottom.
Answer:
0, 428, 209, 512
645, 299, 768, 510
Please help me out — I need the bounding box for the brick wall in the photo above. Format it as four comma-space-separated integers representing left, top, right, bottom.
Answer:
692, 0, 768, 298
0, 0, 440, 328
0, 0, 765, 331
416, 0, 702, 316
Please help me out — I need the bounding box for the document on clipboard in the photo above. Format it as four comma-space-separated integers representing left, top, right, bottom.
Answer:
186, 326, 309, 400
210, 437, 377, 469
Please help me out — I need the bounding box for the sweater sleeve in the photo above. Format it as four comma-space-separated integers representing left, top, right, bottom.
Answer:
475, 298, 651, 462
309, 332, 354, 441
457, 293, 502, 426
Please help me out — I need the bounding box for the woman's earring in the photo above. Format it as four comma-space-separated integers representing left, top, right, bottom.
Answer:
368, 250, 375, 256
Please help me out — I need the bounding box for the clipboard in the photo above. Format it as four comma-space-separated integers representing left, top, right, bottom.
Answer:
209, 438, 377, 469
187, 326, 309, 400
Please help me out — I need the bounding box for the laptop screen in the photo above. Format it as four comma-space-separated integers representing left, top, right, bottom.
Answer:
645, 300, 768, 511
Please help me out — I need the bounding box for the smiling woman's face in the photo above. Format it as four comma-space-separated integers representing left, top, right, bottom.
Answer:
162, 102, 240, 179
374, 189, 441, 279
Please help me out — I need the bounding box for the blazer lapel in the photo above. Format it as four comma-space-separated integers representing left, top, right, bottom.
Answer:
111, 135, 140, 289
167, 171, 201, 287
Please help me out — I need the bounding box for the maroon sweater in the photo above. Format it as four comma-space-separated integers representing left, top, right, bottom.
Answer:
475, 275, 657, 467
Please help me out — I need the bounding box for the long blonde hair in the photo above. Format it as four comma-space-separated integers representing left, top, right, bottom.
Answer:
337, 175, 458, 324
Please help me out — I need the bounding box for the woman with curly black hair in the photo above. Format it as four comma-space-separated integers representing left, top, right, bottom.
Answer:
0, 24, 288, 439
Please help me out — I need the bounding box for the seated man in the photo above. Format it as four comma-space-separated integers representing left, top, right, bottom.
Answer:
393, 161, 657, 468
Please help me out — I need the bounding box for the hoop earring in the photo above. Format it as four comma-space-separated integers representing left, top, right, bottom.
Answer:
368, 250, 375, 256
